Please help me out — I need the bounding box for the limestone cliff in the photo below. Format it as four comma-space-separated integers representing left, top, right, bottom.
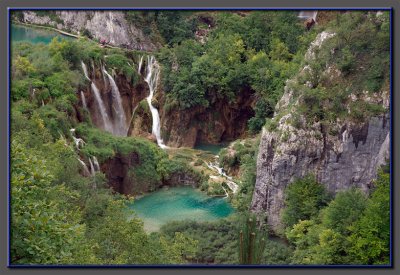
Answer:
17, 11, 159, 51
250, 32, 390, 232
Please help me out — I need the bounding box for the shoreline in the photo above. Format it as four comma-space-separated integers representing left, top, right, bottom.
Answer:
12, 20, 152, 53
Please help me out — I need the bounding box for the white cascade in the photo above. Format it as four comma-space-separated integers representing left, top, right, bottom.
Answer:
77, 158, 91, 177
93, 156, 100, 171
142, 55, 167, 149
206, 158, 239, 194
103, 68, 127, 136
81, 91, 87, 109
91, 82, 113, 133
89, 157, 95, 176
81, 61, 91, 81
138, 55, 144, 74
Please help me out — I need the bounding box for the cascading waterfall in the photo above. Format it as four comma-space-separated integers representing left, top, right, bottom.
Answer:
81, 61, 91, 81
93, 156, 100, 171
89, 157, 95, 176
206, 158, 239, 194
142, 55, 167, 149
138, 55, 144, 74
91, 82, 113, 133
103, 68, 127, 136
78, 159, 91, 177
81, 91, 87, 109
81, 61, 113, 133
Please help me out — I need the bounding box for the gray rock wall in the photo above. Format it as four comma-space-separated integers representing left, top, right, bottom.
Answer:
251, 115, 390, 231
20, 11, 159, 51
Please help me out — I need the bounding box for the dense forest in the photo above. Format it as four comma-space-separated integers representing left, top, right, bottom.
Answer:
10, 10, 390, 265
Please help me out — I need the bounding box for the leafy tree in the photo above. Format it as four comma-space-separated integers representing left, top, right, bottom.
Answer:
282, 175, 331, 229
348, 169, 390, 264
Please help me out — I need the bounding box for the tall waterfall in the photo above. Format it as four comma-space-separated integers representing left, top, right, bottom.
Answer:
103, 69, 128, 136
142, 56, 167, 149
81, 61, 91, 81
91, 82, 113, 133
81, 91, 87, 109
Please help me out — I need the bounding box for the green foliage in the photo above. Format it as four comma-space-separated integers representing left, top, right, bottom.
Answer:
321, 188, 367, 235
11, 140, 96, 264
285, 167, 389, 265
105, 53, 139, 84
157, 10, 307, 134
296, 11, 390, 125
348, 169, 390, 264
161, 218, 239, 264
282, 175, 331, 229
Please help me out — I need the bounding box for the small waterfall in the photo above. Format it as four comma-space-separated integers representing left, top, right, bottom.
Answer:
89, 157, 95, 176
77, 158, 91, 177
138, 55, 144, 74
91, 82, 113, 133
81, 61, 91, 81
93, 156, 100, 171
81, 91, 87, 109
103, 68, 127, 136
206, 158, 239, 194
142, 56, 167, 149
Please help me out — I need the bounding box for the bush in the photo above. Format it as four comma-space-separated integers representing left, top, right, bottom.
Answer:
282, 174, 331, 229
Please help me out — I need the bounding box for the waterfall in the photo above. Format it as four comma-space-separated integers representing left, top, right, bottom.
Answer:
91, 82, 113, 133
81, 91, 87, 109
77, 158, 91, 177
103, 68, 127, 136
93, 156, 100, 171
138, 55, 144, 74
81, 61, 91, 81
206, 158, 239, 194
89, 157, 95, 176
142, 56, 167, 149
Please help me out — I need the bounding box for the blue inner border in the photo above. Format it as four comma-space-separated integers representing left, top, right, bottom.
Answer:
7, 7, 394, 268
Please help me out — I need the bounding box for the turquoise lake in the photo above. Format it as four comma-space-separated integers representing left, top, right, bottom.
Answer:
11, 24, 73, 44
128, 186, 234, 232
194, 143, 227, 155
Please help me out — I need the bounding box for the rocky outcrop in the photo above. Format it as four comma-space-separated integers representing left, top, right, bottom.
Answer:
250, 31, 390, 232
160, 87, 256, 147
18, 11, 159, 51
251, 114, 389, 231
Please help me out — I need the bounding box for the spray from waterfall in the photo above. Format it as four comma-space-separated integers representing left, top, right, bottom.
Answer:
103, 68, 127, 136
141, 55, 167, 149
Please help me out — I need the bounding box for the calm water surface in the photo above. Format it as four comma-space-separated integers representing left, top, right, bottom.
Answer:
11, 24, 73, 44
128, 186, 234, 232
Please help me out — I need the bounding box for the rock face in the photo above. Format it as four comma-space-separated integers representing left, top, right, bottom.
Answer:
251, 115, 390, 231
250, 31, 390, 232
160, 87, 256, 147
19, 11, 159, 51
101, 151, 201, 195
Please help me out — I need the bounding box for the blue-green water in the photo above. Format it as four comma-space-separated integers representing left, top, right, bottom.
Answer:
194, 143, 227, 155
11, 24, 73, 44
128, 187, 234, 232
